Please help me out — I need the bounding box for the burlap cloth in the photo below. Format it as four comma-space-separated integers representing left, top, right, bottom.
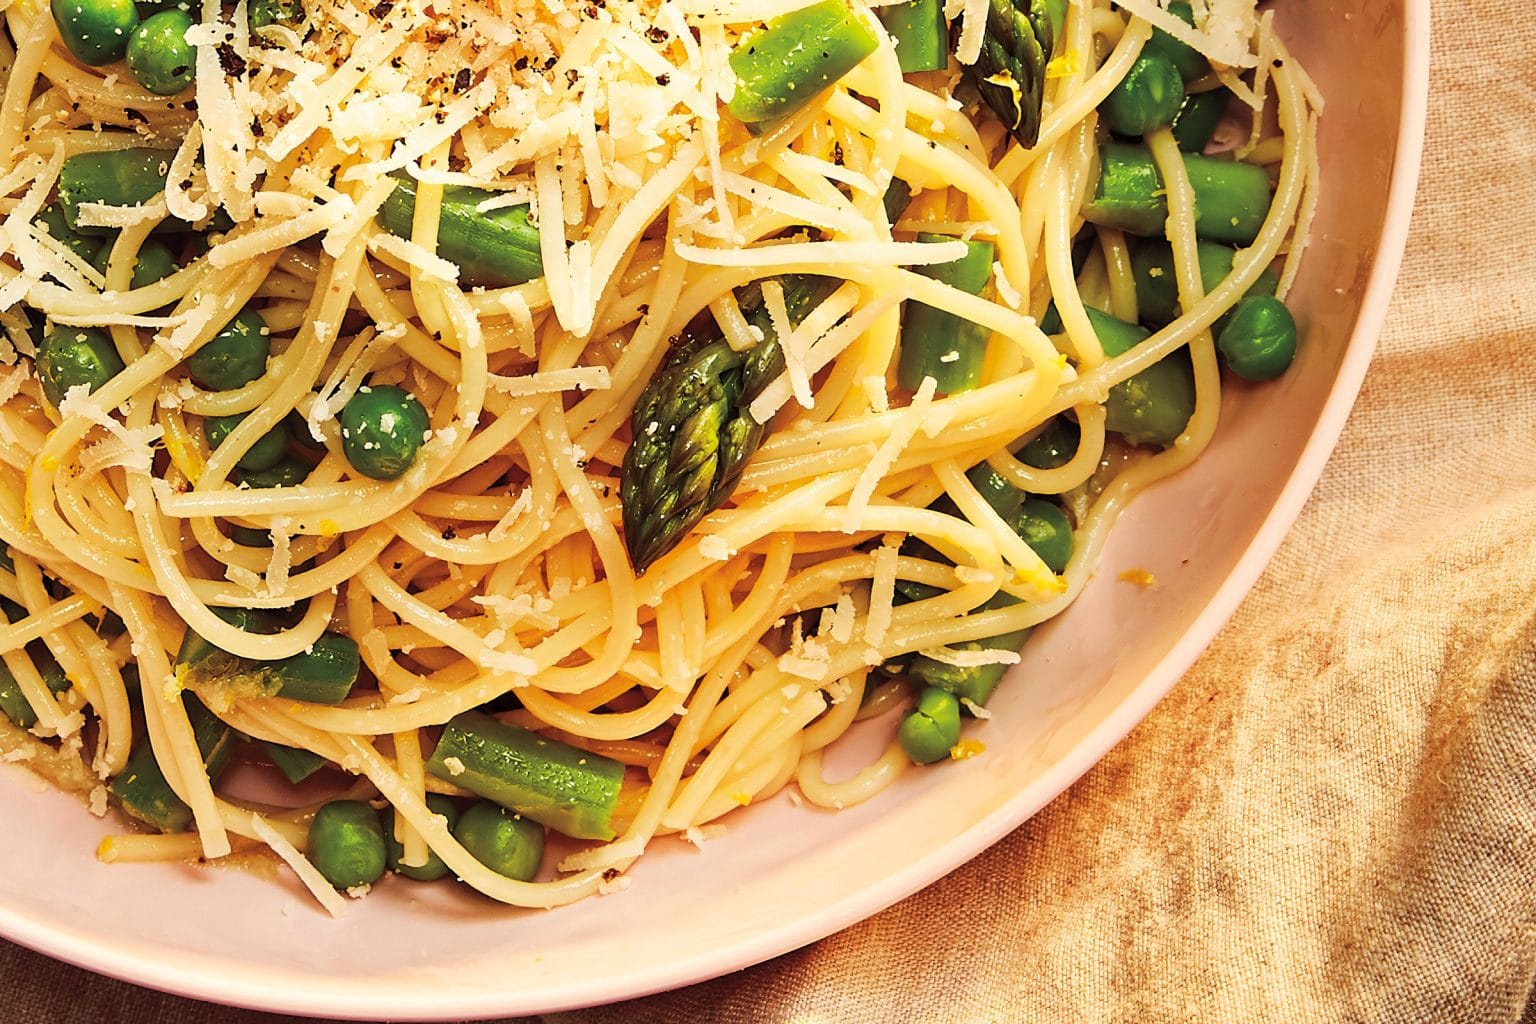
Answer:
3, 0, 1533, 1019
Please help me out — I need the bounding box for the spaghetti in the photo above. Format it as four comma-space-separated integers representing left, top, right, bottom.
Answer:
0, 0, 1319, 912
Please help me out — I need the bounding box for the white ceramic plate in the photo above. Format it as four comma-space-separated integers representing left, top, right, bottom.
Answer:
0, 2, 1429, 1016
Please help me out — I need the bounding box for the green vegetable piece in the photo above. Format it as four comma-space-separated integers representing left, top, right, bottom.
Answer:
909, 630, 1030, 707
262, 741, 329, 784
965, 460, 1025, 520
51, 0, 139, 66
1170, 87, 1231, 153
126, 10, 194, 95
1101, 51, 1184, 137
897, 233, 996, 394
339, 384, 430, 481
453, 801, 545, 882
1019, 416, 1080, 469
1143, 1, 1209, 82
57, 149, 179, 235
237, 455, 311, 489
248, 0, 301, 27
135, 0, 191, 14
230, 525, 273, 547
204, 413, 288, 472
898, 685, 962, 764
37, 326, 126, 407
36, 203, 103, 263
882, 177, 913, 225
726, 0, 879, 124
110, 695, 235, 832
268, 634, 360, 705
186, 307, 270, 391
1217, 295, 1296, 381
1042, 0, 1066, 45
425, 710, 625, 841
308, 800, 387, 889
1014, 496, 1072, 573
91, 238, 179, 289
879, 0, 947, 73
1082, 141, 1273, 245
621, 275, 833, 572
176, 612, 358, 705
1087, 306, 1195, 448
376, 177, 543, 289
970, 0, 1054, 147
1130, 238, 1279, 329
383, 794, 459, 881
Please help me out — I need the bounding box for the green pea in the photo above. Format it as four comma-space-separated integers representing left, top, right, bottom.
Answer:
1019, 416, 1080, 470
898, 685, 962, 765
339, 384, 430, 481
1218, 295, 1297, 381
237, 454, 311, 489
1101, 51, 1185, 137
383, 795, 460, 882
36, 203, 103, 264
126, 10, 194, 95
453, 801, 545, 882
248, 0, 302, 28
37, 326, 126, 407
203, 413, 288, 472
186, 308, 270, 391
1143, 1, 1210, 82
51, 0, 140, 66
964, 461, 1024, 520
308, 800, 387, 889
90, 238, 178, 289
1014, 497, 1073, 574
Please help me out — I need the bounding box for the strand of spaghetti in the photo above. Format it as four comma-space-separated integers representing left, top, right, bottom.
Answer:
800, 667, 869, 752
392, 729, 431, 870
519, 684, 684, 742
690, 733, 803, 826
68, 616, 134, 776
0, 591, 95, 653
796, 741, 910, 809
664, 684, 827, 830
110, 581, 230, 858
0, 12, 51, 167
986, 402, 1108, 494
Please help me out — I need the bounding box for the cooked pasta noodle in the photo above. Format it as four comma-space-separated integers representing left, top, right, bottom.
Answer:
0, 0, 1318, 911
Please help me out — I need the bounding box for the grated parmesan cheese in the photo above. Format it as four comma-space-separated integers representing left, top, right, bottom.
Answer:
250, 813, 350, 917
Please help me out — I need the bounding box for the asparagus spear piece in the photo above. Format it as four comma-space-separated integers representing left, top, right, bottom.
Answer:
376, 176, 543, 288
969, 0, 1054, 148
727, 0, 880, 124
879, 0, 948, 73
426, 711, 624, 841
897, 232, 996, 394
621, 275, 832, 572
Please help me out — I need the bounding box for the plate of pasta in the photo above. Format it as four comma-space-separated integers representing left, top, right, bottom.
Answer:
0, 0, 1425, 1013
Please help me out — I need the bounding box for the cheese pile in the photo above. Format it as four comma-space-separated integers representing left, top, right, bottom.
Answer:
185, 0, 764, 335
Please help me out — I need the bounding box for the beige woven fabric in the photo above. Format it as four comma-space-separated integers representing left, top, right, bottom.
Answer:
3, 0, 1533, 1019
